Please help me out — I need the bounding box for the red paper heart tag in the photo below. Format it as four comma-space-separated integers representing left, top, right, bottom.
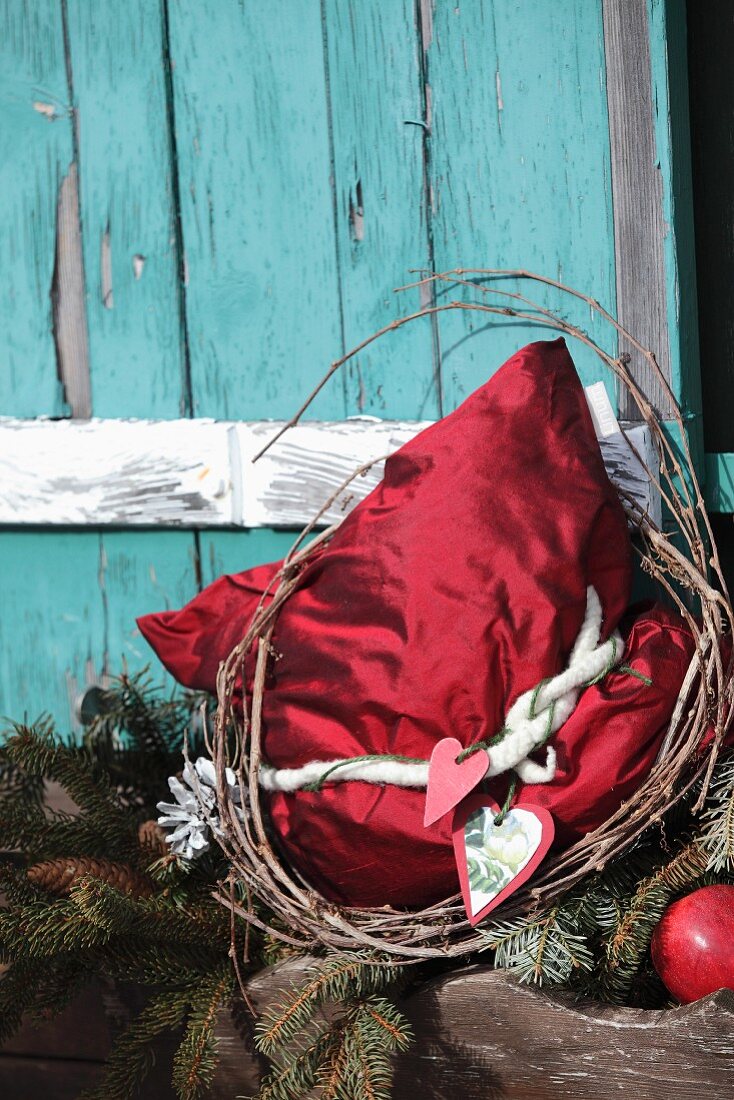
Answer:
452, 794, 555, 925
423, 737, 489, 828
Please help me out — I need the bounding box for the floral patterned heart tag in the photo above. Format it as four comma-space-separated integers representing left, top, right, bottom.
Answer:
452, 794, 554, 925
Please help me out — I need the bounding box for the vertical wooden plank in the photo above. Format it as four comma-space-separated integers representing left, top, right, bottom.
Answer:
167, 0, 343, 421
101, 531, 200, 682
169, 0, 347, 585
0, 2, 100, 734
321, 0, 439, 418
64, 0, 185, 418
62, 0, 199, 704
426, 0, 617, 409
645, 0, 702, 468
200, 530, 297, 586
0, 0, 73, 416
602, 0, 672, 419
66, 0, 191, 681
0, 532, 105, 736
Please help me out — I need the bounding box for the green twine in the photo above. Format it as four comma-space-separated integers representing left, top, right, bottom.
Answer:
303, 752, 425, 793
494, 772, 517, 826
618, 663, 653, 686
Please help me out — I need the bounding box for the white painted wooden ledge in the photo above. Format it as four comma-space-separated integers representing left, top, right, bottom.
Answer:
0, 416, 658, 529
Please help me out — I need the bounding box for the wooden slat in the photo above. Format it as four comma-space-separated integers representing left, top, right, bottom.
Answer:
0, 981, 179, 1099
321, 0, 438, 418
0, 416, 658, 529
426, 0, 617, 407
63, 1, 200, 724
166, 0, 343, 421
0, 1055, 104, 1099
602, 0, 672, 420
0, 531, 106, 735
63, 0, 185, 418
0, 4, 200, 735
211, 958, 734, 1099
0, 0, 75, 417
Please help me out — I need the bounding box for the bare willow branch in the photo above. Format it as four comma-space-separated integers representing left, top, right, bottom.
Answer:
210, 271, 732, 961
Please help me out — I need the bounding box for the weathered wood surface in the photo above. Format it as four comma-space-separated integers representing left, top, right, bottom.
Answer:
0, 417, 658, 528
212, 958, 734, 1100
603, 0, 671, 420
4, 959, 732, 1098
0, 980, 177, 1099
0, 0, 702, 735
427, 0, 616, 404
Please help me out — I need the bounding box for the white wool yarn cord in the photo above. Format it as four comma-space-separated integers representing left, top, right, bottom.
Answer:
258, 585, 623, 792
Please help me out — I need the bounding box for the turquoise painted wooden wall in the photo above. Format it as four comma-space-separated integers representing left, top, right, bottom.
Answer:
0, 0, 699, 733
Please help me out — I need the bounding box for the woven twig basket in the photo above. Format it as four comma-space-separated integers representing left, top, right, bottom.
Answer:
210, 271, 733, 961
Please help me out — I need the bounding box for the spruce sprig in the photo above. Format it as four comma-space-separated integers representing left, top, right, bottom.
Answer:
481, 905, 594, 985
70, 875, 231, 946
254, 954, 411, 1100
256, 953, 403, 1056
79, 987, 193, 1100
595, 840, 709, 1003
256, 1027, 335, 1100
171, 969, 234, 1099
5, 723, 125, 815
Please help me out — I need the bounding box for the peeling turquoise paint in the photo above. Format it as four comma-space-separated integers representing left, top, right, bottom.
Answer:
0, 0, 702, 734
0, 0, 73, 416
427, 0, 617, 406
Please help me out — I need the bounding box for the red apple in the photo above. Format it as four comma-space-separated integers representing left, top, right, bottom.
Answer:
651, 884, 734, 1003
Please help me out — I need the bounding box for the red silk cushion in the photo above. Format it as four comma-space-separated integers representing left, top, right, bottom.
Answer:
269, 606, 695, 905
139, 339, 667, 908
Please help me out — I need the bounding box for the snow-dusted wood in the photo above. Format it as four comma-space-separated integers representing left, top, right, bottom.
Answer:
0, 417, 657, 529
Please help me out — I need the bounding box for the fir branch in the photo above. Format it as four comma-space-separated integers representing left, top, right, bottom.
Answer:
0, 956, 53, 1042
598, 840, 708, 1003
79, 987, 192, 1100
255, 954, 402, 1057
256, 1027, 334, 1100
482, 906, 594, 985
87, 671, 194, 761
700, 752, 734, 871
339, 997, 410, 1100
318, 1020, 350, 1100
171, 969, 233, 1099
69, 876, 229, 947
95, 940, 223, 987
0, 743, 45, 805
4, 723, 133, 842
0, 897, 115, 957
20, 809, 140, 864
358, 996, 412, 1053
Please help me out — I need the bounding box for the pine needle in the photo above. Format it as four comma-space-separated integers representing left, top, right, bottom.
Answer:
172, 970, 233, 1099
79, 987, 191, 1100
481, 906, 594, 985
255, 953, 402, 1057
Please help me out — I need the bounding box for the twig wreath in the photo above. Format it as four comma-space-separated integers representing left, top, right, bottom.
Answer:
207, 270, 734, 962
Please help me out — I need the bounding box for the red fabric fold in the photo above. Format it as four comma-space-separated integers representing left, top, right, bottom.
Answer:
269, 607, 695, 905
137, 339, 693, 909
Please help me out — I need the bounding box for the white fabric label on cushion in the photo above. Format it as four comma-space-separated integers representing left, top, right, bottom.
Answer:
585, 381, 621, 439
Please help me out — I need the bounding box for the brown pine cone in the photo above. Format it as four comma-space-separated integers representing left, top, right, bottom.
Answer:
137, 819, 168, 856
27, 857, 154, 898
